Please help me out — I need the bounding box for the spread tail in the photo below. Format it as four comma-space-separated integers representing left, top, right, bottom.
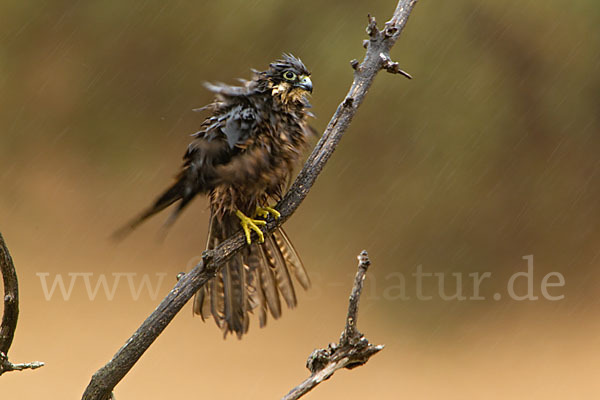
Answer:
193, 213, 310, 338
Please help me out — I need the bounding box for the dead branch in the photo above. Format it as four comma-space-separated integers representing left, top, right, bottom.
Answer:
0, 232, 18, 357
0, 232, 45, 376
82, 1, 417, 398
282, 251, 382, 400
0, 352, 45, 375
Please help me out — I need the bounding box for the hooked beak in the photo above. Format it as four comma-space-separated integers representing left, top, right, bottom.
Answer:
297, 75, 313, 93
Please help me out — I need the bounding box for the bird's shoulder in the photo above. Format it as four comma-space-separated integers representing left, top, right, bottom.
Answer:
183, 82, 269, 163
183, 79, 313, 165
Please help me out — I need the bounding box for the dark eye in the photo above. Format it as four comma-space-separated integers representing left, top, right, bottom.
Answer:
283, 70, 296, 81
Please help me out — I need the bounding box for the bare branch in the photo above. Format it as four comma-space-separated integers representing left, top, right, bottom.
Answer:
82, 1, 417, 398
0, 352, 44, 374
341, 250, 371, 343
0, 232, 18, 356
0, 232, 45, 376
282, 251, 383, 400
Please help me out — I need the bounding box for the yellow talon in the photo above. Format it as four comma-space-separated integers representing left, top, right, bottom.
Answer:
255, 206, 281, 220
236, 210, 266, 244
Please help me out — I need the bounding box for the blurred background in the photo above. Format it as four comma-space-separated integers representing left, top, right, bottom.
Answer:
1, 0, 599, 398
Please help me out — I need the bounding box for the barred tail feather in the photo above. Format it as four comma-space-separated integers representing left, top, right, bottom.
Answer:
262, 234, 296, 308
193, 213, 309, 338
256, 245, 282, 319
272, 228, 310, 290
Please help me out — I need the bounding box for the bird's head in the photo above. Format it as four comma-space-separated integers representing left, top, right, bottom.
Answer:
259, 54, 312, 104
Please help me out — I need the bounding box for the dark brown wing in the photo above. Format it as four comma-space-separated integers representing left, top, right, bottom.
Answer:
112, 85, 262, 239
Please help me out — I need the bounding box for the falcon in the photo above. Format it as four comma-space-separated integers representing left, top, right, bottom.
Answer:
115, 54, 315, 338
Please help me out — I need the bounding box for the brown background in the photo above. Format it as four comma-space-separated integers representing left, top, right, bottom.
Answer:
1, 0, 599, 398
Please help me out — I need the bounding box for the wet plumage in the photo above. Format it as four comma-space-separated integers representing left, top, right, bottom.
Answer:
115, 54, 315, 338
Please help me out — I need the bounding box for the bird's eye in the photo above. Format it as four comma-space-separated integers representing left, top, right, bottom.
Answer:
283, 71, 297, 81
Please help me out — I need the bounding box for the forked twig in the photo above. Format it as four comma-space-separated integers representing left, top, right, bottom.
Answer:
282, 251, 382, 400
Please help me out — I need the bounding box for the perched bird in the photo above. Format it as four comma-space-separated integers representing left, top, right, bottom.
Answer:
115, 54, 315, 338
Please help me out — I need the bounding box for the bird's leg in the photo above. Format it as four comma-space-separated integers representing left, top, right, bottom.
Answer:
255, 205, 281, 220
236, 210, 267, 244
